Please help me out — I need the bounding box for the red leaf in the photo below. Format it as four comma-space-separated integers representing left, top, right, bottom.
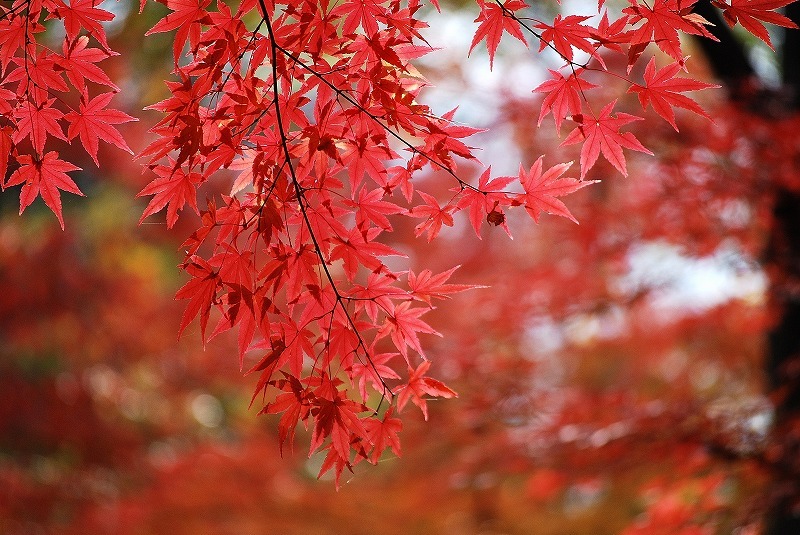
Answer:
409, 191, 455, 242
624, 0, 716, 63
350, 349, 400, 402
260, 374, 312, 453
469, 0, 528, 69
309, 379, 369, 461
174, 256, 219, 340
247, 342, 289, 408
65, 91, 136, 166
346, 187, 404, 232
3, 152, 83, 229
395, 361, 457, 420
13, 99, 67, 156
331, 0, 387, 36
59, 36, 120, 91
408, 265, 480, 305
329, 226, 406, 281
50, 0, 115, 50
535, 15, 597, 64
714, 0, 798, 49
145, 0, 212, 62
534, 69, 598, 132
455, 167, 515, 237
628, 57, 719, 130
7, 52, 69, 94
517, 157, 597, 223
561, 100, 653, 178
137, 162, 202, 228
0, 13, 40, 72
379, 301, 440, 361
246, 339, 286, 376
363, 407, 402, 463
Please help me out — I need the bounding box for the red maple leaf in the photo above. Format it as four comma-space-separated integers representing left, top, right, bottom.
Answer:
316, 445, 354, 489
420, 109, 484, 166
7, 52, 69, 95
331, 0, 387, 36
516, 157, 597, 223
65, 91, 136, 166
350, 350, 400, 402
534, 69, 598, 131
260, 374, 313, 453
0, 14, 41, 72
589, 11, 630, 54
469, 0, 528, 69
328, 226, 405, 281
341, 136, 396, 194
58, 36, 120, 91
145, 0, 212, 62
628, 57, 719, 130
13, 99, 67, 155
535, 15, 597, 63
2, 151, 83, 229
561, 100, 653, 178
455, 167, 515, 237
309, 378, 369, 461
713, 0, 798, 49
175, 256, 219, 340
217, 286, 275, 370
624, 0, 716, 64
137, 162, 202, 228
379, 301, 440, 361
50, 0, 115, 51
363, 407, 403, 463
408, 266, 479, 306
347, 273, 407, 323
346, 187, 404, 232
395, 361, 457, 421
409, 191, 456, 242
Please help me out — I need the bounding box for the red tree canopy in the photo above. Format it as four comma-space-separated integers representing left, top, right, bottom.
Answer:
0, 0, 797, 489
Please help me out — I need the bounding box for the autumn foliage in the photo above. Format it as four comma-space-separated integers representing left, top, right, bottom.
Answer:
1, 0, 798, 494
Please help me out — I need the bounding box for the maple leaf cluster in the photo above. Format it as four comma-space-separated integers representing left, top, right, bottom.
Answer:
132, 0, 604, 483
0, 0, 136, 228
1, 0, 797, 484
470, 0, 794, 176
